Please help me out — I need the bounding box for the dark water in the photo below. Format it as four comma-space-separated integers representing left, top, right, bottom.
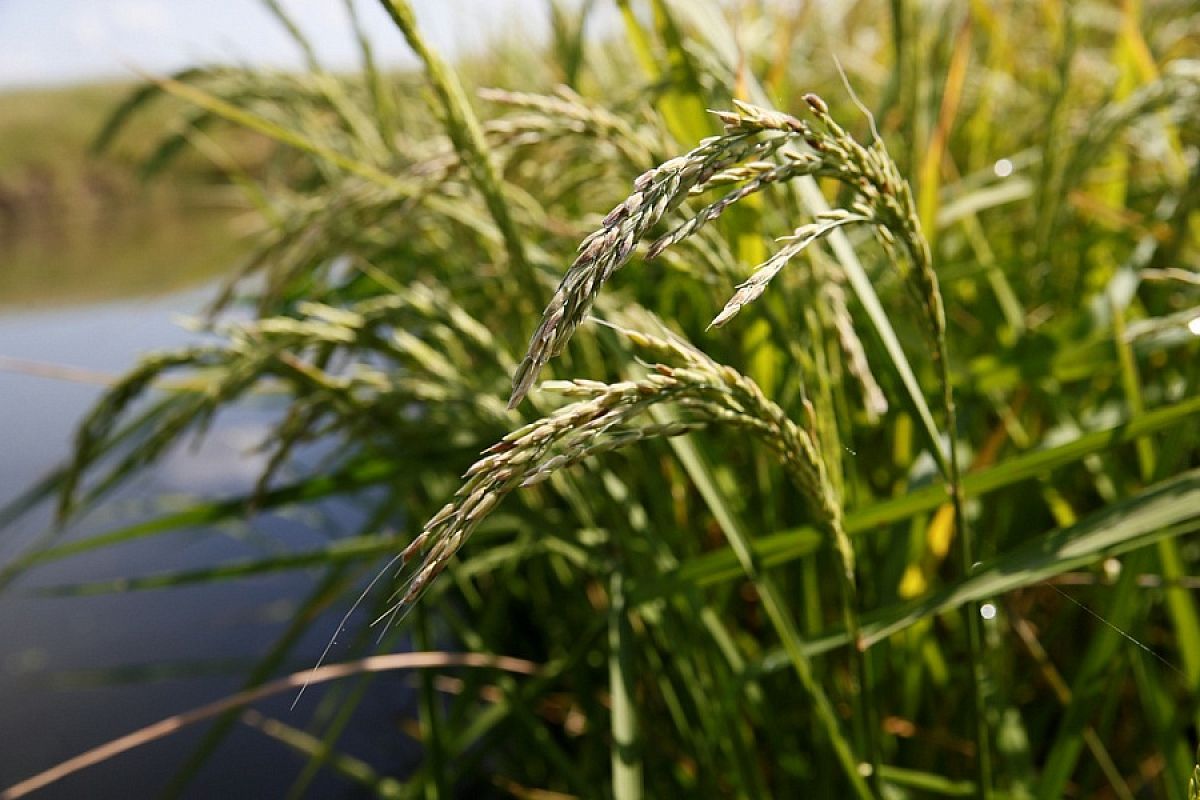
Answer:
0, 231, 416, 797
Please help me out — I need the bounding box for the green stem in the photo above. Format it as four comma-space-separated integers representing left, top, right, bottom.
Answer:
415, 608, 448, 799
939, 352, 993, 798
827, 514, 882, 791
378, 0, 535, 293
608, 568, 643, 800
659, 421, 875, 799
807, 299, 881, 788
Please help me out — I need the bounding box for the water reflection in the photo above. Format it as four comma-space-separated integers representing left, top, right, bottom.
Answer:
0, 204, 246, 310
0, 246, 414, 796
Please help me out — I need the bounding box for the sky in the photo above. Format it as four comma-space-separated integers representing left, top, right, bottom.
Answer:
0, 0, 571, 89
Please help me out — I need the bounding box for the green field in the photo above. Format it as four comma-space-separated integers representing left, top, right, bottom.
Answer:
0, 82, 262, 307
0, 83, 136, 174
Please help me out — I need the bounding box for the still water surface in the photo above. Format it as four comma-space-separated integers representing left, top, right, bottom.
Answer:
0, 218, 414, 797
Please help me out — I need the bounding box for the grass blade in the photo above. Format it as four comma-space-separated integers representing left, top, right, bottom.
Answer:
632, 393, 1200, 603
608, 569, 642, 800
378, 0, 534, 289
864, 467, 1200, 648
654, 411, 875, 799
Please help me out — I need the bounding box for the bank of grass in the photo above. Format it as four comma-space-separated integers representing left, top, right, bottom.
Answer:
3, 1, 1200, 799
0, 79, 269, 208
0, 81, 265, 307
0, 83, 138, 175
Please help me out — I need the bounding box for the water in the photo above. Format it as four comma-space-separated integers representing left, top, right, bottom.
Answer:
0, 221, 415, 797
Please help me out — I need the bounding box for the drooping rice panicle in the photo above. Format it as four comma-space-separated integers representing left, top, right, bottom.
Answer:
823, 282, 889, 423
506, 126, 792, 407
709, 211, 870, 328
411, 86, 660, 185
401, 321, 847, 621
478, 85, 659, 162
645, 153, 823, 258
510, 93, 950, 408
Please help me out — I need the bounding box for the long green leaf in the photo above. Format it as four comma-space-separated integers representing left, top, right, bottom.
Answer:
632, 393, 1200, 604
799, 468, 1200, 659
34, 534, 404, 596
8, 458, 400, 573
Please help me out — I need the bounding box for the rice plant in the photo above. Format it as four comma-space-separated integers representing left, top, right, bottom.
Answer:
3, 1, 1200, 798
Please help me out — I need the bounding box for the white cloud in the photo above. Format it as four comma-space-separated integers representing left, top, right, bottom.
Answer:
0, 45, 50, 84
69, 8, 109, 47
1, 0, 554, 89
113, 0, 171, 35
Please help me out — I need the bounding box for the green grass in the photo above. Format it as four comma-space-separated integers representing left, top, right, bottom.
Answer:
2, 1, 1200, 799
0, 81, 263, 308
0, 80, 268, 188
0, 83, 134, 174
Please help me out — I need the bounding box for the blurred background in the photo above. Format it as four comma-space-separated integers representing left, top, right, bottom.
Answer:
1, 1, 1198, 799
0, 2, 588, 797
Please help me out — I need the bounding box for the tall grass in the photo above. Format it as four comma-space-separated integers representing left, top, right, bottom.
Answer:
3, 1, 1200, 798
